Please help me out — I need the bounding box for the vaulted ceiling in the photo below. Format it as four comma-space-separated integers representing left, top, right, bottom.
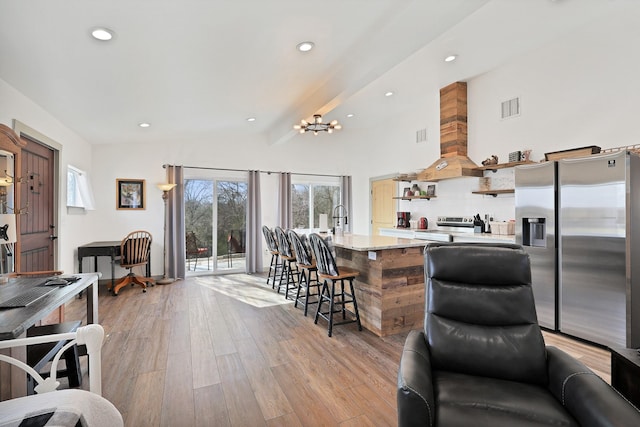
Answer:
0, 0, 627, 145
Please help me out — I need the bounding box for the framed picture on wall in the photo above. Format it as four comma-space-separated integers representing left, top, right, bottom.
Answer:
116, 179, 145, 210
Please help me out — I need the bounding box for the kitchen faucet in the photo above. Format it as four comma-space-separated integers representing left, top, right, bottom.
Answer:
332, 204, 348, 233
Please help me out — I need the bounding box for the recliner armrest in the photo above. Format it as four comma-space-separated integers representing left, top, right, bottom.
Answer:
397, 330, 436, 427
546, 346, 640, 427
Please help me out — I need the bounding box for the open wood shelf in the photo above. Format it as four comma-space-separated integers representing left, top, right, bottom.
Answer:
474, 160, 535, 172
393, 196, 436, 201
392, 173, 418, 182
472, 189, 514, 197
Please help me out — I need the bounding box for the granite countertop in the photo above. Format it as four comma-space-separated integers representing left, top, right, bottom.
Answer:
331, 234, 427, 251
381, 227, 516, 243
445, 231, 516, 242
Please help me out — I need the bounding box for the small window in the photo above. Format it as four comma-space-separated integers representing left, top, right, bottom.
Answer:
67, 166, 95, 210
291, 177, 340, 229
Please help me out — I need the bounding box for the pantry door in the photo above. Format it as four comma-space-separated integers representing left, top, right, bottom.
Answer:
371, 178, 396, 235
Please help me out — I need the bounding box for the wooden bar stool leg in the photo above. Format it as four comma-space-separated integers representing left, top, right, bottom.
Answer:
328, 280, 336, 337
277, 259, 287, 294
295, 269, 306, 309
341, 279, 347, 320
284, 260, 299, 301
314, 280, 328, 326
304, 269, 319, 317
266, 254, 274, 285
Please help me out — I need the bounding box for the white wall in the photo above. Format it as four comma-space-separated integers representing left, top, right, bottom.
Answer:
90, 134, 355, 277
468, 8, 640, 161
0, 78, 96, 275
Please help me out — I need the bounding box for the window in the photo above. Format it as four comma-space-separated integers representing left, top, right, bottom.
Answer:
67, 166, 95, 210
292, 178, 340, 229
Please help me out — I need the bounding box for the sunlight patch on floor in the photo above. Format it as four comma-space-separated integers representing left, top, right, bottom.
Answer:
193, 274, 293, 308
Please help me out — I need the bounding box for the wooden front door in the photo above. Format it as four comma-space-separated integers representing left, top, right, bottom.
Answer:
18, 136, 55, 272
371, 178, 397, 235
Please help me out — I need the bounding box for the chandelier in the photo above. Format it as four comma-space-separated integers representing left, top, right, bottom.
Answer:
293, 114, 342, 135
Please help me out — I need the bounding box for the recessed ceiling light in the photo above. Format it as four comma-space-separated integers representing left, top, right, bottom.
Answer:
297, 41, 314, 52
91, 27, 114, 41
385, 91, 394, 97
346, 113, 355, 118
247, 117, 256, 122
138, 122, 150, 128
444, 54, 457, 62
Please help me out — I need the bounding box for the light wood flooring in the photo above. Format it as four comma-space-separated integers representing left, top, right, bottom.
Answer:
65, 273, 611, 427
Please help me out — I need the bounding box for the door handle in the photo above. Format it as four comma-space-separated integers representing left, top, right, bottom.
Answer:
49, 235, 58, 241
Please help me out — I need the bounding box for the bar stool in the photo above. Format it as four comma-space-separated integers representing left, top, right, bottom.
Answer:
274, 227, 299, 300
262, 226, 281, 288
308, 233, 362, 337
287, 230, 321, 316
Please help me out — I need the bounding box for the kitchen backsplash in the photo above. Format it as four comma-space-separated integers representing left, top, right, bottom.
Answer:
396, 168, 515, 227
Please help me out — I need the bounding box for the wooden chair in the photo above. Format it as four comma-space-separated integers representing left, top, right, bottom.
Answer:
261, 226, 281, 288
308, 233, 362, 337
287, 230, 320, 316
274, 227, 299, 300
110, 230, 155, 296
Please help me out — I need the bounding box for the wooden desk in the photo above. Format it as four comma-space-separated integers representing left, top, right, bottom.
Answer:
0, 273, 99, 398
78, 240, 151, 286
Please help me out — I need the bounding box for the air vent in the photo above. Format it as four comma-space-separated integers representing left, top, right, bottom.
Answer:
501, 97, 520, 119
416, 128, 427, 143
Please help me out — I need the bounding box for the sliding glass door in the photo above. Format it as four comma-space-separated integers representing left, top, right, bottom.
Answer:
185, 176, 247, 275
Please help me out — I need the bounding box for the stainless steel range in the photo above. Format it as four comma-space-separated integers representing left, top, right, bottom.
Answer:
436, 216, 475, 228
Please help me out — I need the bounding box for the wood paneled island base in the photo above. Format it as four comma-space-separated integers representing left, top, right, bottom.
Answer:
332, 234, 427, 337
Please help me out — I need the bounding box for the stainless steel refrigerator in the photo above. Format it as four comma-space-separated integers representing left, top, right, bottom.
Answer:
516, 150, 640, 348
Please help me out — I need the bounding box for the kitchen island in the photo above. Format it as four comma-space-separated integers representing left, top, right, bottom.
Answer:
330, 234, 428, 337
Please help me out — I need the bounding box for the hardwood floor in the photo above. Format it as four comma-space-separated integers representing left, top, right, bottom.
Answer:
65, 273, 611, 427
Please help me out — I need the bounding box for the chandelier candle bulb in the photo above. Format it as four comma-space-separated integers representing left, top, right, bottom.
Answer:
293, 114, 341, 134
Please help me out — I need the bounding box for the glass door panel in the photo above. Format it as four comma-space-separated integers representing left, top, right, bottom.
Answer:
216, 181, 247, 272
185, 179, 214, 274
185, 178, 247, 274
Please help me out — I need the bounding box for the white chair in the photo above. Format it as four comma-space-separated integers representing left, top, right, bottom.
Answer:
0, 324, 123, 427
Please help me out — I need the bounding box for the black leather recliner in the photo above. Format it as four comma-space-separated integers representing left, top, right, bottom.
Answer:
397, 242, 640, 427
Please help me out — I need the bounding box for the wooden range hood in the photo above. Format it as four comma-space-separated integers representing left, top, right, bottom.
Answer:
417, 81, 482, 181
